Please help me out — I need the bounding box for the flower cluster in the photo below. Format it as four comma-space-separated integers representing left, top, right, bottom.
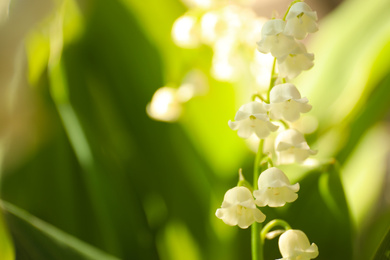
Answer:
216, 167, 299, 228
257, 2, 317, 79
216, 1, 319, 259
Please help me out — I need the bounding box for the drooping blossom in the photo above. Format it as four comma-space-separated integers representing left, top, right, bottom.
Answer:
228, 101, 279, 139
216, 186, 266, 228
275, 129, 317, 164
257, 19, 296, 58
284, 2, 318, 40
269, 83, 312, 122
278, 229, 319, 260
277, 42, 314, 79
254, 167, 299, 207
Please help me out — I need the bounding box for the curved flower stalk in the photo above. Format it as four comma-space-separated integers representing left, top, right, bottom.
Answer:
228, 101, 279, 139
284, 2, 318, 40
215, 186, 266, 228
254, 167, 299, 207
275, 129, 317, 164
269, 83, 312, 122
278, 229, 319, 260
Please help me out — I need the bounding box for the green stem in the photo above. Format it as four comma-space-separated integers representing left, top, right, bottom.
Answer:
252, 93, 266, 102
252, 139, 265, 260
267, 58, 277, 102
283, 0, 302, 21
279, 119, 290, 129
260, 219, 292, 244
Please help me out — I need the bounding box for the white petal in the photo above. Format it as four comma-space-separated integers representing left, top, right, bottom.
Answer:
279, 230, 319, 259
284, 17, 307, 40
275, 141, 293, 152
257, 167, 291, 188
269, 103, 284, 120
282, 101, 302, 122
237, 120, 254, 139
228, 120, 239, 130
270, 83, 301, 103
275, 129, 306, 147
261, 19, 285, 36
286, 2, 315, 20
224, 186, 253, 203
235, 110, 251, 121
252, 208, 266, 223
217, 206, 239, 226
299, 102, 312, 113
270, 34, 297, 58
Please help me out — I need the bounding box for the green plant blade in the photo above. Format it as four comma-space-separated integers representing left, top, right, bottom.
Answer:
2, 200, 120, 260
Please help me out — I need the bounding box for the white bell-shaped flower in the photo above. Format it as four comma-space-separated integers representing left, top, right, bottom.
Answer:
253, 167, 299, 207
277, 43, 314, 79
257, 19, 296, 58
216, 186, 266, 229
284, 2, 318, 40
278, 229, 319, 260
269, 83, 312, 122
228, 101, 279, 139
275, 129, 317, 164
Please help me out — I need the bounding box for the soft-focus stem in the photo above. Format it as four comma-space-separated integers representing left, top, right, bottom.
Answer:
279, 119, 290, 129
267, 58, 277, 102
252, 139, 265, 260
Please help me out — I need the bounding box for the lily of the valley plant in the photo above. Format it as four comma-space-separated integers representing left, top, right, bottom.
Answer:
216, 1, 319, 259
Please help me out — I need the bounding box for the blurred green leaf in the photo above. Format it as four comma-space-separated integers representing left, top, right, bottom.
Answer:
373, 225, 390, 260
2, 201, 119, 260
0, 209, 14, 260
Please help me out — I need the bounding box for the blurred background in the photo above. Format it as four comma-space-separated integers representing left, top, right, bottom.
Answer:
0, 0, 390, 259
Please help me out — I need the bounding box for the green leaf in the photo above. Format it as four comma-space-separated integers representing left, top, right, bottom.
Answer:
0, 208, 14, 260
373, 225, 390, 260
2, 201, 119, 260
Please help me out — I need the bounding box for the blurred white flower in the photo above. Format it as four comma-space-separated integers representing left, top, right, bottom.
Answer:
216, 186, 266, 228
228, 101, 278, 139
211, 37, 241, 81
200, 6, 242, 45
269, 83, 312, 122
257, 19, 296, 58
181, 0, 213, 9
254, 167, 299, 207
146, 87, 182, 122
284, 2, 318, 40
275, 129, 317, 164
278, 229, 319, 260
172, 14, 201, 48
277, 43, 314, 79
